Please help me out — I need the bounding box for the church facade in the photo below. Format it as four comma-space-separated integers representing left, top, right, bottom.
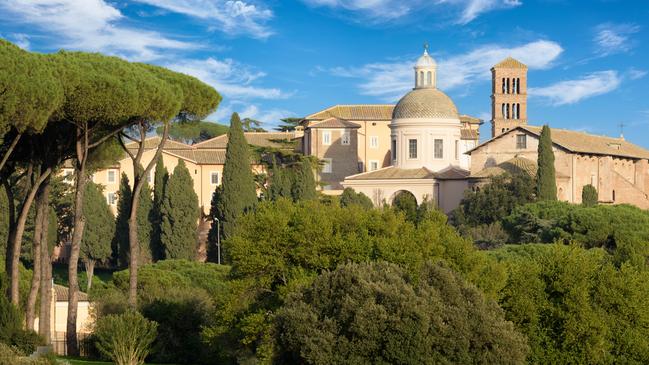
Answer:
300, 48, 649, 211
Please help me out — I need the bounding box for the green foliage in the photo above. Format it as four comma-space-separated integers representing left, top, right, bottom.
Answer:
81, 182, 114, 264
275, 261, 528, 365
392, 191, 418, 222
150, 156, 168, 261
465, 222, 509, 249
503, 201, 649, 267
452, 173, 535, 228
215, 199, 506, 361
157, 120, 228, 144
207, 186, 222, 264
495, 244, 649, 364
536, 125, 557, 201
581, 184, 598, 207
113, 174, 154, 266
0, 294, 43, 355
141, 287, 214, 364
94, 311, 157, 365
275, 117, 301, 132
290, 159, 316, 201
339, 188, 373, 209
160, 160, 199, 260
267, 162, 293, 200
0, 185, 8, 256
215, 113, 257, 238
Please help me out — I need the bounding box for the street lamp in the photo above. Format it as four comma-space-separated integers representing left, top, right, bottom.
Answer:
214, 217, 221, 265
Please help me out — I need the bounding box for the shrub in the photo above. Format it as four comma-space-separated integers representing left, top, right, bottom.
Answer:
581, 184, 598, 206
275, 261, 528, 365
0, 295, 43, 355
464, 222, 509, 249
94, 311, 157, 365
392, 191, 418, 222
339, 188, 373, 209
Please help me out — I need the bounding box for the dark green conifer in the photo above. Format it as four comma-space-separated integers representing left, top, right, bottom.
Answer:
291, 159, 317, 201
81, 181, 114, 291
581, 184, 598, 207
536, 125, 557, 201
215, 113, 257, 238
113, 173, 132, 267
161, 160, 199, 259
150, 156, 168, 261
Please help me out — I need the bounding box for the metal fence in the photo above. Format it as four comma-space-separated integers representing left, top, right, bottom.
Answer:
51, 332, 94, 357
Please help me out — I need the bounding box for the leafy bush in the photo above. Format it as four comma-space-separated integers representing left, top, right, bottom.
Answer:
392, 191, 418, 222
94, 311, 157, 365
275, 261, 528, 365
581, 184, 598, 206
464, 222, 509, 249
494, 244, 649, 364
141, 287, 214, 364
339, 188, 373, 209
0, 294, 43, 355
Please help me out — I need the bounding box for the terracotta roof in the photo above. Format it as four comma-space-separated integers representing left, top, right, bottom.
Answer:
393, 88, 459, 119
305, 105, 394, 121
460, 115, 483, 125
461, 129, 479, 140
193, 150, 226, 164
124, 136, 192, 151
308, 118, 360, 129
471, 155, 569, 179
434, 166, 470, 180
194, 132, 296, 149
54, 284, 89, 302
346, 166, 436, 180
521, 126, 649, 160
492, 57, 528, 69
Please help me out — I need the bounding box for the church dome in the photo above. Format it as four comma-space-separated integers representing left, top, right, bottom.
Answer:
392, 88, 459, 119
416, 49, 436, 67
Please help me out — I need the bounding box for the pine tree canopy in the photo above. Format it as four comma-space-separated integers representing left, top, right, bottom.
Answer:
536, 125, 557, 201
215, 112, 257, 238
161, 160, 199, 260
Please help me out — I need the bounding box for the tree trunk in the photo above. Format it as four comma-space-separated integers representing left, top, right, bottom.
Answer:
0, 133, 21, 175
25, 183, 48, 330
84, 259, 95, 292
39, 182, 53, 345
67, 128, 89, 356
7, 167, 51, 305
126, 122, 169, 310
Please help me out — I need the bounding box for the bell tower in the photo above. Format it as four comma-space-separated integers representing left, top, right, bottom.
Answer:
491, 57, 528, 138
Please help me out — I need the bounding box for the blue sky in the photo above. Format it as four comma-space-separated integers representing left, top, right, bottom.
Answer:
1, 0, 648, 146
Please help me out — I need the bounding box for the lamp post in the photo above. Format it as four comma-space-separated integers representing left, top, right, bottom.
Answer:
214, 217, 221, 265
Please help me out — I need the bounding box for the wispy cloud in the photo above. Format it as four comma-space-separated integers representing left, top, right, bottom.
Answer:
132, 0, 274, 39
327, 40, 562, 101
0, 0, 194, 61
594, 22, 640, 57
301, 0, 522, 25
8, 33, 30, 50
209, 101, 295, 127
626, 68, 647, 80
529, 71, 621, 106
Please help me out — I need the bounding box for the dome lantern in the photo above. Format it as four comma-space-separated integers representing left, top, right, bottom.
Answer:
414, 43, 437, 89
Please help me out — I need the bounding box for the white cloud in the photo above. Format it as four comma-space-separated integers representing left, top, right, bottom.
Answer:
166, 57, 291, 100
132, 0, 274, 39
328, 40, 562, 102
9, 33, 30, 50
208, 101, 295, 127
529, 71, 621, 106
625, 68, 647, 81
594, 22, 640, 56
301, 0, 522, 24
0, 0, 194, 61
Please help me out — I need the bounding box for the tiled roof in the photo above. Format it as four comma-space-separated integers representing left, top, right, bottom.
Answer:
346, 165, 469, 181
193, 150, 226, 164
434, 166, 470, 180
492, 57, 528, 69
54, 284, 89, 302
305, 105, 394, 121
124, 136, 192, 151
461, 129, 479, 140
194, 132, 296, 149
308, 118, 360, 129
521, 126, 649, 160
393, 88, 459, 119
460, 115, 483, 125
471, 155, 569, 179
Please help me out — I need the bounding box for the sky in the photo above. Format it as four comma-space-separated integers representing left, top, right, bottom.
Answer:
1, 0, 648, 146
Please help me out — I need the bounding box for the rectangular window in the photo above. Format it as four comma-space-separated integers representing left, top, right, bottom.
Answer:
369, 160, 379, 171
516, 134, 527, 149
391, 140, 397, 161
322, 131, 331, 145
211, 171, 220, 185
107, 192, 116, 206
322, 158, 332, 173
341, 131, 350, 145
408, 139, 418, 159
434, 139, 443, 159
455, 140, 459, 160
107, 170, 116, 184
370, 136, 379, 149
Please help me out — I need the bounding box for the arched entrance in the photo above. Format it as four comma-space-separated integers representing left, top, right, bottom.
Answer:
391, 190, 418, 222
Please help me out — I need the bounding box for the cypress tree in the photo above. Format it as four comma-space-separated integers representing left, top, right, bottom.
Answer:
161, 160, 199, 260
150, 156, 168, 261
536, 125, 557, 201
215, 113, 257, 238
137, 182, 153, 265
206, 186, 222, 263
292, 159, 316, 201
113, 173, 132, 267
81, 181, 114, 291
581, 184, 598, 207
269, 163, 292, 200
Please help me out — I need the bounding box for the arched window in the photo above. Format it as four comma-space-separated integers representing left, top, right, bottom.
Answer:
517, 78, 521, 94
502, 103, 506, 118
507, 78, 510, 94
612, 190, 616, 202
418, 71, 424, 87
517, 104, 521, 119
427, 71, 432, 86
512, 78, 516, 95
502, 78, 506, 94
506, 103, 510, 119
